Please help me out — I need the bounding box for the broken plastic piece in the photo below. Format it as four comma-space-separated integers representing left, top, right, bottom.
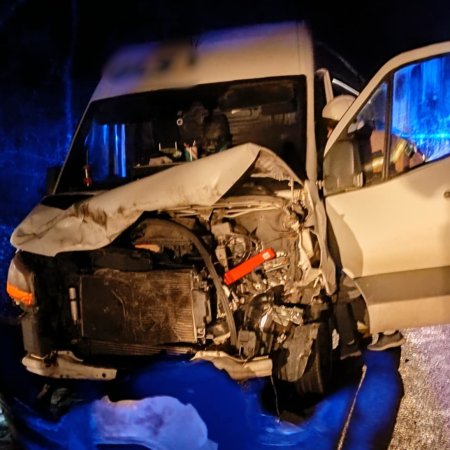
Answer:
22, 351, 117, 380
192, 350, 272, 380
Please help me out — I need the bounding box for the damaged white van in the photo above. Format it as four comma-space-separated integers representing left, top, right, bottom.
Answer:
6, 21, 450, 396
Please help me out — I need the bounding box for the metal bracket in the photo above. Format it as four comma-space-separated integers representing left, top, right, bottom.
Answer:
22, 351, 117, 380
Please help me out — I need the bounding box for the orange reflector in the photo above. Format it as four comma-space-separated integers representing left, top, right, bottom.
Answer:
134, 243, 161, 252
6, 282, 33, 306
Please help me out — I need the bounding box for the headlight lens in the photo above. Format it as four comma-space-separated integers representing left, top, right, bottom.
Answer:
6, 253, 34, 306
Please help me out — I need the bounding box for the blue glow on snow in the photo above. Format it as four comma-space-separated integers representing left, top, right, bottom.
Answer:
0, 336, 404, 450
341, 350, 403, 449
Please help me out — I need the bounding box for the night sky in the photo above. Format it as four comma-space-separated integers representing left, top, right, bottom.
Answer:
1, 0, 450, 88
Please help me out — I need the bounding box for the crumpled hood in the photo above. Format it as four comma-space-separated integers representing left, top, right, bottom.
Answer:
11, 143, 299, 257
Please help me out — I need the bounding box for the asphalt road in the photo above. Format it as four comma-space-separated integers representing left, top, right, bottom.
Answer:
390, 325, 450, 449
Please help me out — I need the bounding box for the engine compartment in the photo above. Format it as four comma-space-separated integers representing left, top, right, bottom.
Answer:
19, 179, 332, 390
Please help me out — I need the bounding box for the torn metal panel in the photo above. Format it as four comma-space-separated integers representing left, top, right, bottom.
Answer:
192, 351, 273, 380
12, 144, 297, 257
22, 351, 117, 380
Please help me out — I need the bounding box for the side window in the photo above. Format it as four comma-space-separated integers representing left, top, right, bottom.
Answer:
389, 54, 450, 176
352, 82, 388, 185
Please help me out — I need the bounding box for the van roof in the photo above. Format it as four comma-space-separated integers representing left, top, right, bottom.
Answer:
91, 21, 314, 101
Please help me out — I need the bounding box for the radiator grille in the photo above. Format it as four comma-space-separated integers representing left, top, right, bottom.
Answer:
80, 269, 197, 352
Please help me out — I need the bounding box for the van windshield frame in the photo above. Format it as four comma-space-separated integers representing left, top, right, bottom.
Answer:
56, 75, 307, 193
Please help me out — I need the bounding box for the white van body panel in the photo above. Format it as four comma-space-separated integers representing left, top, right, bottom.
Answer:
92, 22, 314, 100
325, 157, 450, 278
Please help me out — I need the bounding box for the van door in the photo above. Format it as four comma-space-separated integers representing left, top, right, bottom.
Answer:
322, 46, 450, 333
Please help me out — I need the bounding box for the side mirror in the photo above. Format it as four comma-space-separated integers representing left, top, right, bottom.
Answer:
323, 140, 363, 195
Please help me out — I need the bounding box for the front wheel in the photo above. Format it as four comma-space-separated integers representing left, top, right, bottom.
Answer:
295, 320, 333, 395
275, 320, 333, 396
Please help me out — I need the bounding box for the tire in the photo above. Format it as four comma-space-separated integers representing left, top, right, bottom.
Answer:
294, 319, 333, 396
274, 318, 334, 397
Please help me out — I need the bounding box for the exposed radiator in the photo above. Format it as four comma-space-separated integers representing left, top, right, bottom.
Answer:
79, 268, 202, 354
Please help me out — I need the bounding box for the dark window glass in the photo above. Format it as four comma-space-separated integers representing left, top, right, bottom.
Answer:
57, 76, 307, 192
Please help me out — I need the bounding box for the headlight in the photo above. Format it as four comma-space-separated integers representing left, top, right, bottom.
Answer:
6, 252, 34, 307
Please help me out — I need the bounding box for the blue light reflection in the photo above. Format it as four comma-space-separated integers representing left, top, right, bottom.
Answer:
0, 328, 403, 450
392, 54, 450, 162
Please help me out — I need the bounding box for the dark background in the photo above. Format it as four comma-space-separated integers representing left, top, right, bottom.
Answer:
2, 0, 450, 83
